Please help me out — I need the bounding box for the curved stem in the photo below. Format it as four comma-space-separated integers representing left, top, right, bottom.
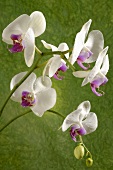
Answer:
47, 109, 65, 119
79, 135, 92, 158
0, 109, 31, 132
61, 54, 75, 72
42, 48, 72, 56
0, 55, 42, 116
0, 47, 72, 116
0, 109, 64, 132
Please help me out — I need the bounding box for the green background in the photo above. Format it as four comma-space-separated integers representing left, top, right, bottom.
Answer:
0, 0, 113, 169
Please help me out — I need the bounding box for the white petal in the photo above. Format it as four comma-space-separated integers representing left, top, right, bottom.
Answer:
82, 47, 109, 85
43, 56, 61, 77
33, 76, 52, 93
101, 54, 109, 75
31, 88, 56, 117
82, 112, 98, 134
58, 43, 69, 59
41, 40, 58, 51
81, 19, 92, 40
82, 76, 90, 86
30, 11, 46, 37
85, 30, 104, 63
95, 46, 108, 68
70, 19, 92, 65
73, 70, 90, 78
62, 109, 82, 132
24, 28, 35, 67
10, 72, 36, 102
2, 14, 30, 44
70, 31, 84, 65
77, 101, 91, 119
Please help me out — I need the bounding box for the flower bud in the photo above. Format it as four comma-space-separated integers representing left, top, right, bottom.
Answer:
74, 145, 84, 159
86, 158, 93, 167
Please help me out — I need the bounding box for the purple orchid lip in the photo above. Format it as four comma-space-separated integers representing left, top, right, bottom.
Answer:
9, 43, 24, 53
91, 77, 108, 96
53, 62, 68, 80
70, 125, 86, 142
21, 91, 36, 107
9, 34, 25, 53
77, 59, 90, 70
77, 48, 93, 70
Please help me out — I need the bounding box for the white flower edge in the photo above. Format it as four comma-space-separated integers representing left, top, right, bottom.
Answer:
70, 19, 92, 65
73, 46, 109, 86
62, 101, 98, 135
2, 11, 46, 67
10, 72, 57, 117
42, 40, 69, 78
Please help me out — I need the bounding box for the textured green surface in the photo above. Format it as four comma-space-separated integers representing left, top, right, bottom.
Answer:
0, 0, 113, 169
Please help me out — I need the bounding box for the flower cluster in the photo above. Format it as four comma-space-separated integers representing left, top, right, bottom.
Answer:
1, 11, 110, 167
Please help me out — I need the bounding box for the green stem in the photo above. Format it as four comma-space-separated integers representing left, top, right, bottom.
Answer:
47, 109, 65, 119
79, 135, 92, 158
0, 110, 31, 132
0, 47, 72, 116
0, 109, 64, 132
0, 54, 42, 116
61, 54, 75, 72
37, 60, 48, 68
42, 48, 72, 56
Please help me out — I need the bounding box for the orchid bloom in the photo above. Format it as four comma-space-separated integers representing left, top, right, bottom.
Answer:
62, 101, 98, 142
69, 19, 104, 70
41, 40, 69, 80
73, 47, 109, 96
2, 11, 46, 67
10, 72, 56, 117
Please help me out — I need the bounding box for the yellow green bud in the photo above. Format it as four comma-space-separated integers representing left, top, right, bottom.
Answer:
86, 158, 93, 167
74, 145, 84, 159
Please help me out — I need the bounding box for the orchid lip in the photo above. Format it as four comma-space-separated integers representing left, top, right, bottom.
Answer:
21, 91, 36, 107
70, 125, 86, 142
53, 62, 68, 80
77, 47, 93, 70
91, 77, 108, 96
77, 59, 90, 70
9, 34, 25, 53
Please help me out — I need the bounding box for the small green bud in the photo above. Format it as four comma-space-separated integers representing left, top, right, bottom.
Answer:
74, 145, 84, 159
86, 158, 93, 167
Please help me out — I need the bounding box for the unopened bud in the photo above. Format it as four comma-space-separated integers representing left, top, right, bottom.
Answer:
86, 158, 93, 167
74, 145, 84, 159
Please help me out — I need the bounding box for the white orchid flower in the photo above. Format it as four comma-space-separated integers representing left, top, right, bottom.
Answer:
2, 11, 46, 67
69, 19, 104, 70
41, 40, 69, 80
62, 101, 98, 142
10, 72, 56, 117
73, 47, 109, 96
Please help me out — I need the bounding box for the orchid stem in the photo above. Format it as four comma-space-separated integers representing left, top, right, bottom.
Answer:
0, 109, 64, 132
47, 109, 65, 119
0, 110, 31, 132
79, 135, 92, 158
42, 48, 72, 56
0, 47, 72, 116
0, 52, 42, 116
61, 54, 75, 72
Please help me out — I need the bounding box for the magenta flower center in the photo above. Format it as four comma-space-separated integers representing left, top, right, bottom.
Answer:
21, 91, 36, 107
53, 62, 68, 80
91, 76, 108, 96
70, 125, 86, 142
77, 47, 93, 70
9, 34, 25, 53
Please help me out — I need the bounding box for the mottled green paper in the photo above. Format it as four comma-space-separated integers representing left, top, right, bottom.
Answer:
0, 0, 113, 169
